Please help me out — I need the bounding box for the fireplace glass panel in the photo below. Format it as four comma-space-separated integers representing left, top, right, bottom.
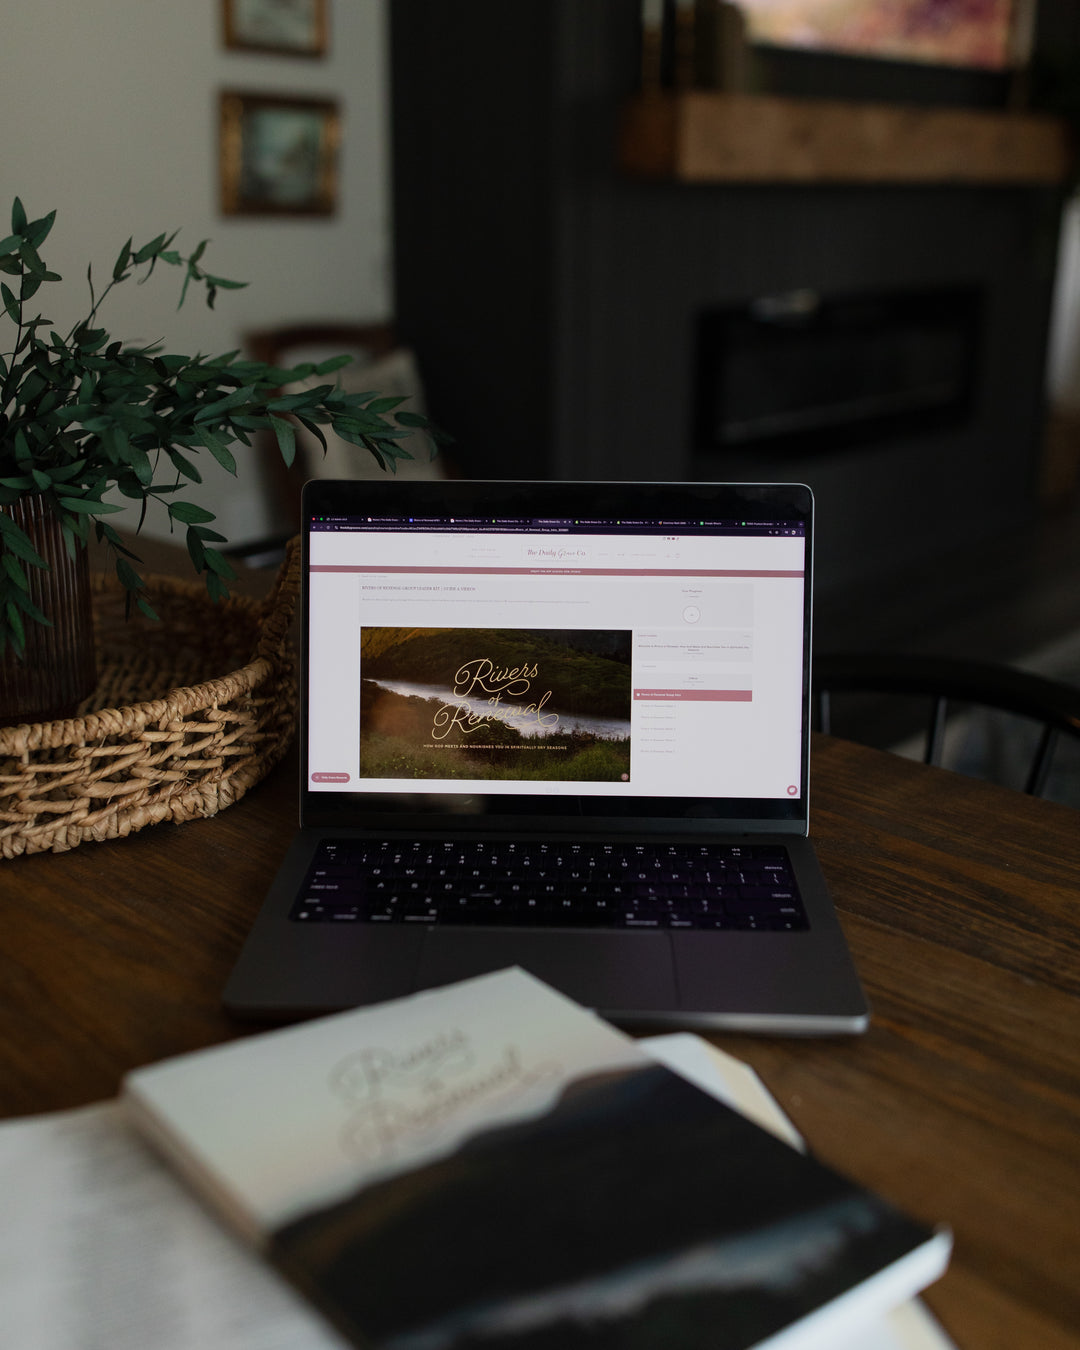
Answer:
695, 285, 982, 457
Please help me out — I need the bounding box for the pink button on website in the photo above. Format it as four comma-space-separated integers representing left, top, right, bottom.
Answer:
312, 772, 351, 783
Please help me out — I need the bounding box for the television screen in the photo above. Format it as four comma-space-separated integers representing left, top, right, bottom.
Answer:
737, 0, 1017, 72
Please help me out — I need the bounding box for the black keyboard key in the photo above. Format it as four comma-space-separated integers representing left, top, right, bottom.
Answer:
289, 838, 809, 932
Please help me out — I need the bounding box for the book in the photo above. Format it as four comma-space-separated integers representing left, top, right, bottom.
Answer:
122, 968, 951, 1350
1, 1023, 956, 1350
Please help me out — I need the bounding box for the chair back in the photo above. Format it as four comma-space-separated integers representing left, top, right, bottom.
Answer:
813, 653, 1080, 797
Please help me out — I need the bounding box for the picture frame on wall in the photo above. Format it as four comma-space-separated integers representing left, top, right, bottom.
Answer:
223, 0, 328, 58
220, 92, 340, 216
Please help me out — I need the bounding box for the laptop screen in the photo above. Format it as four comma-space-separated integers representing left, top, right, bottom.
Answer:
301, 480, 812, 831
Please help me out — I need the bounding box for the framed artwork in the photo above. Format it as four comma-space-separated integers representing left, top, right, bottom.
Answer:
220, 92, 340, 216
736, 0, 1021, 72
223, 0, 328, 57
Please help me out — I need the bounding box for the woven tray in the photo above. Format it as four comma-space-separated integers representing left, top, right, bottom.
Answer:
0, 540, 301, 858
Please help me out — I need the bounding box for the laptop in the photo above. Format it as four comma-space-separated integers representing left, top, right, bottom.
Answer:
224, 479, 869, 1034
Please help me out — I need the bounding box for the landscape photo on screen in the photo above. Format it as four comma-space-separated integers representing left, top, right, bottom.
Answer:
358, 628, 632, 782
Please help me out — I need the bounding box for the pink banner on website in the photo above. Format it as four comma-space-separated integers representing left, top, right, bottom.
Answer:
633, 689, 753, 701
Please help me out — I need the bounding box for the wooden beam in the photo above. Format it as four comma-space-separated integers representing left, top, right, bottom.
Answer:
619, 92, 1074, 185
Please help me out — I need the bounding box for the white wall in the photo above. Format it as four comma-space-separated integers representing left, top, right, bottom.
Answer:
0, 0, 390, 544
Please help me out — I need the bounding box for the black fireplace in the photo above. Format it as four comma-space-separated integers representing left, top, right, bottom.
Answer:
390, 0, 1066, 591
694, 285, 983, 458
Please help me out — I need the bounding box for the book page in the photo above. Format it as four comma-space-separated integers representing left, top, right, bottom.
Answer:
0, 1102, 347, 1350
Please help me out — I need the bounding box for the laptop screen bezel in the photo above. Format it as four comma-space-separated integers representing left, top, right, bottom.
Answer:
298, 479, 813, 836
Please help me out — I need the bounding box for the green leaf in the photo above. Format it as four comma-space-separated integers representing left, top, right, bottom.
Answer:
169, 500, 216, 525
194, 430, 236, 475
44, 460, 88, 486
57, 496, 123, 515
11, 198, 27, 234
266, 390, 329, 413
74, 325, 108, 352
203, 547, 236, 582
205, 570, 229, 603
2, 554, 29, 591
332, 411, 402, 436
112, 238, 132, 281
165, 446, 202, 483
178, 266, 194, 309
1, 282, 19, 322
95, 521, 142, 560
203, 273, 247, 291
362, 443, 389, 471
127, 445, 154, 486
0, 513, 48, 568
18, 239, 46, 278
297, 415, 328, 453
60, 517, 79, 560
114, 556, 144, 591
7, 584, 49, 624
381, 441, 414, 464
186, 528, 206, 570
6, 600, 26, 654
192, 384, 256, 423
24, 209, 56, 249
312, 354, 353, 376
269, 413, 296, 467
133, 232, 167, 264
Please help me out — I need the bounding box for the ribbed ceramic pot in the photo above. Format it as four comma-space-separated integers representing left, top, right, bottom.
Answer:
0, 495, 97, 725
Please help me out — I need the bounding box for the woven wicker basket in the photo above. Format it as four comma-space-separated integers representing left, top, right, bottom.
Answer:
0, 539, 301, 858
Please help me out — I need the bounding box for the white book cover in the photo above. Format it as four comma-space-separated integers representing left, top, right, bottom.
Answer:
122, 968, 951, 1350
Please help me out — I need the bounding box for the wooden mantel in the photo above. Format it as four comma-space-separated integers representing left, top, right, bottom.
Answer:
619, 91, 1073, 186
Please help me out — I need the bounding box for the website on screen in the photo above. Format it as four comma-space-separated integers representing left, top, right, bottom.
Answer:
306, 516, 806, 801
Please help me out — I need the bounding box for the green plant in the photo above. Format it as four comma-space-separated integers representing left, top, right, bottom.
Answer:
0, 196, 443, 657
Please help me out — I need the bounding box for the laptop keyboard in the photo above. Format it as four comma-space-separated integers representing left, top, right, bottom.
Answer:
289, 839, 808, 931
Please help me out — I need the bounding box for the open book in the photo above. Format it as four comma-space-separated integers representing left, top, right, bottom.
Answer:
121, 968, 950, 1350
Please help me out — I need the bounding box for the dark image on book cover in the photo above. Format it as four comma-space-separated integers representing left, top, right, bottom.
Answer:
358, 628, 632, 782
272, 1063, 935, 1350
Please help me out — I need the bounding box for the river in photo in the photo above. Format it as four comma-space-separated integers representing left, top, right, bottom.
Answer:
366, 679, 631, 740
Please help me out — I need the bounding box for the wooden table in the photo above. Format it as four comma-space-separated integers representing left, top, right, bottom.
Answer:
1, 733, 1077, 1350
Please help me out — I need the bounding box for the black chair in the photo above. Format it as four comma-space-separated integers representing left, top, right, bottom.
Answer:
813, 652, 1080, 797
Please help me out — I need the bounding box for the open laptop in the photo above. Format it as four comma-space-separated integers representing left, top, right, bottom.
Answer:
224, 479, 868, 1033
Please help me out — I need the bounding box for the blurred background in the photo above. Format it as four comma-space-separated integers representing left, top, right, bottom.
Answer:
3, 0, 1080, 673
1, 0, 391, 545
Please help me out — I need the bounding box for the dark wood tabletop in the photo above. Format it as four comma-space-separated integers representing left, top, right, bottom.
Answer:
1, 721, 1077, 1350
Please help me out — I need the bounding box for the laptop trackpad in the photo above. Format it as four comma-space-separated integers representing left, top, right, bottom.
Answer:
416, 930, 677, 1015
